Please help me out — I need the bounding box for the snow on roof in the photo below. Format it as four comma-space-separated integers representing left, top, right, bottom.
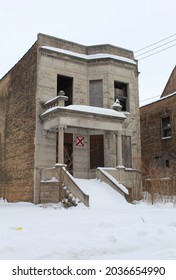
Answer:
41, 46, 136, 65
141, 91, 176, 107
41, 104, 126, 119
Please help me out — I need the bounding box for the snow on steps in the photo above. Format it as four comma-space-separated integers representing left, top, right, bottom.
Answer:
74, 178, 128, 209
40, 166, 128, 208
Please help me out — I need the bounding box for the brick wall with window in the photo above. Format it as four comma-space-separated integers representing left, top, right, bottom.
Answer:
140, 94, 176, 179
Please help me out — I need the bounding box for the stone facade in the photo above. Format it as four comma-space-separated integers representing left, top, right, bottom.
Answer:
0, 33, 141, 203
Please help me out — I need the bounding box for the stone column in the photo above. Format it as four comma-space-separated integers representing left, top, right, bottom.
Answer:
57, 125, 65, 164
56, 90, 68, 164
116, 131, 123, 166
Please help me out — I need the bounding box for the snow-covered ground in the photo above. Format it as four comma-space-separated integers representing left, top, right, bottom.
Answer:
1, 178, 176, 260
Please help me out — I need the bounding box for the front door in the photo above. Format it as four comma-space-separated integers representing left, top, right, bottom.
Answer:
90, 135, 104, 169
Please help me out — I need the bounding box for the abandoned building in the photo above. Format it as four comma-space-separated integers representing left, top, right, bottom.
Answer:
140, 66, 176, 195
0, 33, 141, 206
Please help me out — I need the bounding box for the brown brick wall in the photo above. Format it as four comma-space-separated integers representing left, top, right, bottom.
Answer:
140, 95, 176, 179
161, 66, 176, 97
0, 42, 38, 202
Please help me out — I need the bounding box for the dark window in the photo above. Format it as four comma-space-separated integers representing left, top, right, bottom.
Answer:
57, 75, 73, 106
165, 159, 169, 168
114, 81, 128, 111
161, 116, 171, 138
90, 135, 104, 169
122, 135, 132, 168
89, 80, 103, 107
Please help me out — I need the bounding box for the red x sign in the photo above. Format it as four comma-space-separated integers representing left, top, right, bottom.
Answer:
76, 136, 85, 147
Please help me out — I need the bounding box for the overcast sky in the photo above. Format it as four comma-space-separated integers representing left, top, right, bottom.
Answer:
0, 0, 175, 105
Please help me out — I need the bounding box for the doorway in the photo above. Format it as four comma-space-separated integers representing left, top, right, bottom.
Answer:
64, 133, 73, 173
90, 135, 104, 169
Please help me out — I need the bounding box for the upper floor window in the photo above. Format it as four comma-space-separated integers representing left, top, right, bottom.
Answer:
57, 74, 73, 106
161, 116, 171, 138
114, 81, 129, 111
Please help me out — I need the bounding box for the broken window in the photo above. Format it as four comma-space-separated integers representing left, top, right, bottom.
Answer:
114, 81, 128, 111
161, 116, 171, 138
57, 75, 73, 106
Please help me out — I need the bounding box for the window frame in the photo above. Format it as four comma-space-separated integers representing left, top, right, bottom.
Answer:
114, 81, 129, 112
161, 116, 171, 139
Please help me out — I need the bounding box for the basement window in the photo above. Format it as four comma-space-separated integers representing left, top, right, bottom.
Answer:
114, 81, 129, 111
161, 116, 171, 139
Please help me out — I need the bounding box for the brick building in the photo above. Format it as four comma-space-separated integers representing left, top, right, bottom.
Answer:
0, 33, 141, 204
140, 66, 176, 193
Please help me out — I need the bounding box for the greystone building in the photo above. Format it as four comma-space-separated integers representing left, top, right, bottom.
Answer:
0, 33, 141, 205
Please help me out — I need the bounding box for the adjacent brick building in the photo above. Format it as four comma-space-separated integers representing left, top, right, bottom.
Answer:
0, 33, 141, 204
140, 66, 176, 194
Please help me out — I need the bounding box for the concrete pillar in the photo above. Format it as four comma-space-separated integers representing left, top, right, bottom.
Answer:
116, 132, 123, 166
58, 90, 68, 106
57, 125, 65, 163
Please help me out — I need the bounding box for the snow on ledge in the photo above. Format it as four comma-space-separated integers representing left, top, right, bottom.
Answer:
41, 104, 126, 119
40, 46, 136, 65
98, 168, 129, 195
40, 177, 59, 183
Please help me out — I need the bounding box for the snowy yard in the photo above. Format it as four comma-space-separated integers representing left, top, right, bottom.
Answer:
1, 179, 176, 260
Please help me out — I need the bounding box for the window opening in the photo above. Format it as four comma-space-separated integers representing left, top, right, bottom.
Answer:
114, 81, 128, 111
57, 75, 73, 106
161, 116, 171, 138
165, 159, 169, 168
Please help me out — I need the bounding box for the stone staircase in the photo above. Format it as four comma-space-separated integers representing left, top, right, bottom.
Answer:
40, 164, 89, 207
39, 165, 139, 207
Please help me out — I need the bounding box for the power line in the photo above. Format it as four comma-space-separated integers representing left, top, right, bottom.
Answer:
135, 38, 176, 58
137, 43, 176, 61
140, 95, 160, 103
134, 33, 176, 53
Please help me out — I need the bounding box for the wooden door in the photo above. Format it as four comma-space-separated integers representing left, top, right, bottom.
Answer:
90, 135, 104, 169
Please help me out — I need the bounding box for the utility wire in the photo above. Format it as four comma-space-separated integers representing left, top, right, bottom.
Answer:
140, 95, 160, 103
137, 43, 176, 60
135, 33, 176, 53
135, 38, 176, 58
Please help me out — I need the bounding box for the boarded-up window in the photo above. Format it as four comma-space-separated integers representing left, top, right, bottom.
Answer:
89, 80, 103, 107
122, 135, 132, 168
90, 135, 104, 169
